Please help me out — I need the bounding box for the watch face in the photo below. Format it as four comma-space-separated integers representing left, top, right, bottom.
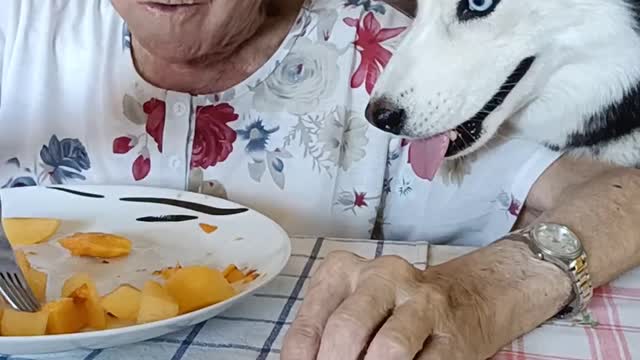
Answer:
532, 223, 582, 258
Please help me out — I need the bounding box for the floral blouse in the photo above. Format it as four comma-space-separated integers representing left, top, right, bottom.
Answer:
0, 0, 561, 246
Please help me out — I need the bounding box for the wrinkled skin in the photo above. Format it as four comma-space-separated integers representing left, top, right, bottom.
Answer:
111, 0, 265, 62
110, 0, 302, 93
282, 251, 506, 360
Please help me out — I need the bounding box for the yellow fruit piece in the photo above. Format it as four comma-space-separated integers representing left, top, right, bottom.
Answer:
198, 223, 218, 234
45, 298, 88, 335
62, 273, 95, 297
221, 264, 235, 278
1, 308, 49, 336
140, 280, 170, 299
0, 300, 6, 328
2, 217, 60, 246
100, 285, 141, 321
14, 250, 47, 302
65, 276, 107, 331
222, 265, 260, 285
59, 232, 132, 258
136, 281, 179, 324
84, 297, 107, 330
222, 265, 245, 284
105, 315, 134, 329
165, 266, 235, 314
14, 250, 30, 274
27, 268, 47, 303
241, 271, 260, 284
152, 264, 183, 280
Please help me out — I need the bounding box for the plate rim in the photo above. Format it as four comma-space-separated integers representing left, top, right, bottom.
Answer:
0, 184, 292, 345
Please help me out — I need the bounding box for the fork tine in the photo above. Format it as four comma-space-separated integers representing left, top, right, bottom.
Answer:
12, 272, 40, 311
20, 281, 41, 311
0, 273, 30, 311
0, 272, 40, 312
0, 274, 22, 310
6, 275, 32, 311
24, 288, 41, 311
0, 194, 40, 312
10, 272, 40, 312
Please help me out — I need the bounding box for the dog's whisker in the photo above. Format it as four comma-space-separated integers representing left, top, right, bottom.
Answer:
495, 127, 526, 141
455, 130, 472, 147
459, 125, 477, 143
453, 141, 464, 153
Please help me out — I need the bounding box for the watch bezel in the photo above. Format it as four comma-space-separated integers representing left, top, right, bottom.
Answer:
530, 223, 583, 261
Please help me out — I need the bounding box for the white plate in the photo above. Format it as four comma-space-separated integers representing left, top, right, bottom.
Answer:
0, 185, 291, 355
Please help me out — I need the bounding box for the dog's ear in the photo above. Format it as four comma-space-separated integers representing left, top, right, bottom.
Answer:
384, 0, 417, 18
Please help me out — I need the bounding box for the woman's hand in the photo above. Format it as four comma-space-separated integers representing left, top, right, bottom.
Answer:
282, 158, 640, 360
281, 250, 514, 360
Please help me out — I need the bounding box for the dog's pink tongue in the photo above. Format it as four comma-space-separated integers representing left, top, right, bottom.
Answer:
407, 135, 450, 181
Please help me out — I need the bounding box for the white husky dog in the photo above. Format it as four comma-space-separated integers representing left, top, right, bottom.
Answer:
367, 0, 640, 180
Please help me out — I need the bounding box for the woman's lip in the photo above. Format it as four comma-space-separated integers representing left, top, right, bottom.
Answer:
141, 1, 205, 4
142, 2, 203, 13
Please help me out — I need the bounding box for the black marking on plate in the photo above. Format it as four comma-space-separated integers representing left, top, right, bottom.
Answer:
136, 215, 199, 223
120, 197, 248, 216
47, 187, 105, 198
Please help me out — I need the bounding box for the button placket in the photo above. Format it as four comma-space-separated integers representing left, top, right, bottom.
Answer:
162, 92, 192, 189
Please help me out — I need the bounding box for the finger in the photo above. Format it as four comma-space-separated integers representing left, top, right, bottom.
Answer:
282, 251, 363, 360
416, 336, 463, 360
316, 277, 397, 360
364, 299, 434, 360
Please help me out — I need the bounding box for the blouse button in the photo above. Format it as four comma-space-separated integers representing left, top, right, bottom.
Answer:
169, 156, 182, 170
172, 102, 188, 116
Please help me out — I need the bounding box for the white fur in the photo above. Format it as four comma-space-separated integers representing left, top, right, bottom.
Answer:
373, 0, 640, 165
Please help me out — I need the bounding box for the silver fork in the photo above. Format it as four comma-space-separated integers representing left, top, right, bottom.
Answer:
0, 197, 41, 312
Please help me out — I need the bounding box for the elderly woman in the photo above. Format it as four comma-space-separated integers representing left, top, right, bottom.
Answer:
0, 0, 638, 359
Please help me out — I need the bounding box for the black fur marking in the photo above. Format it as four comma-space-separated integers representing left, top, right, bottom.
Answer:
613, 184, 623, 189
627, 1, 640, 29
544, 143, 562, 152
386, 0, 417, 18
563, 80, 640, 149
456, 0, 502, 21
47, 187, 105, 198
120, 197, 248, 216
446, 56, 536, 156
474, 57, 535, 122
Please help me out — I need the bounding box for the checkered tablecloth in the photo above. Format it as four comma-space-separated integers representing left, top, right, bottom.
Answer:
7, 237, 640, 360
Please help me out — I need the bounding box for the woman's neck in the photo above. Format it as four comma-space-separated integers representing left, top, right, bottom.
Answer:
132, 0, 304, 95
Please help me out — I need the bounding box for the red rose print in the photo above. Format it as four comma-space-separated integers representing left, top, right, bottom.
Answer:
112, 96, 167, 181
191, 103, 239, 169
344, 13, 406, 94
354, 191, 368, 208
508, 198, 522, 216
113, 136, 137, 154
144, 98, 166, 153
132, 153, 151, 181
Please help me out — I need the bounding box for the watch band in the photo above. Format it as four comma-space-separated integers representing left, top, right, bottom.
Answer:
557, 252, 593, 318
505, 229, 593, 319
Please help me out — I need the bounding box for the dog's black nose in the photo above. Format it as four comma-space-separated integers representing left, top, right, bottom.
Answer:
365, 98, 406, 135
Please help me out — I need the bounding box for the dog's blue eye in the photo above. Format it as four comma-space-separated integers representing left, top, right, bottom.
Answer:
468, 0, 493, 12
457, 0, 500, 20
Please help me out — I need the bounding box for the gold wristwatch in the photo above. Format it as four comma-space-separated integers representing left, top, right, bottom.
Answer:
507, 223, 593, 319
